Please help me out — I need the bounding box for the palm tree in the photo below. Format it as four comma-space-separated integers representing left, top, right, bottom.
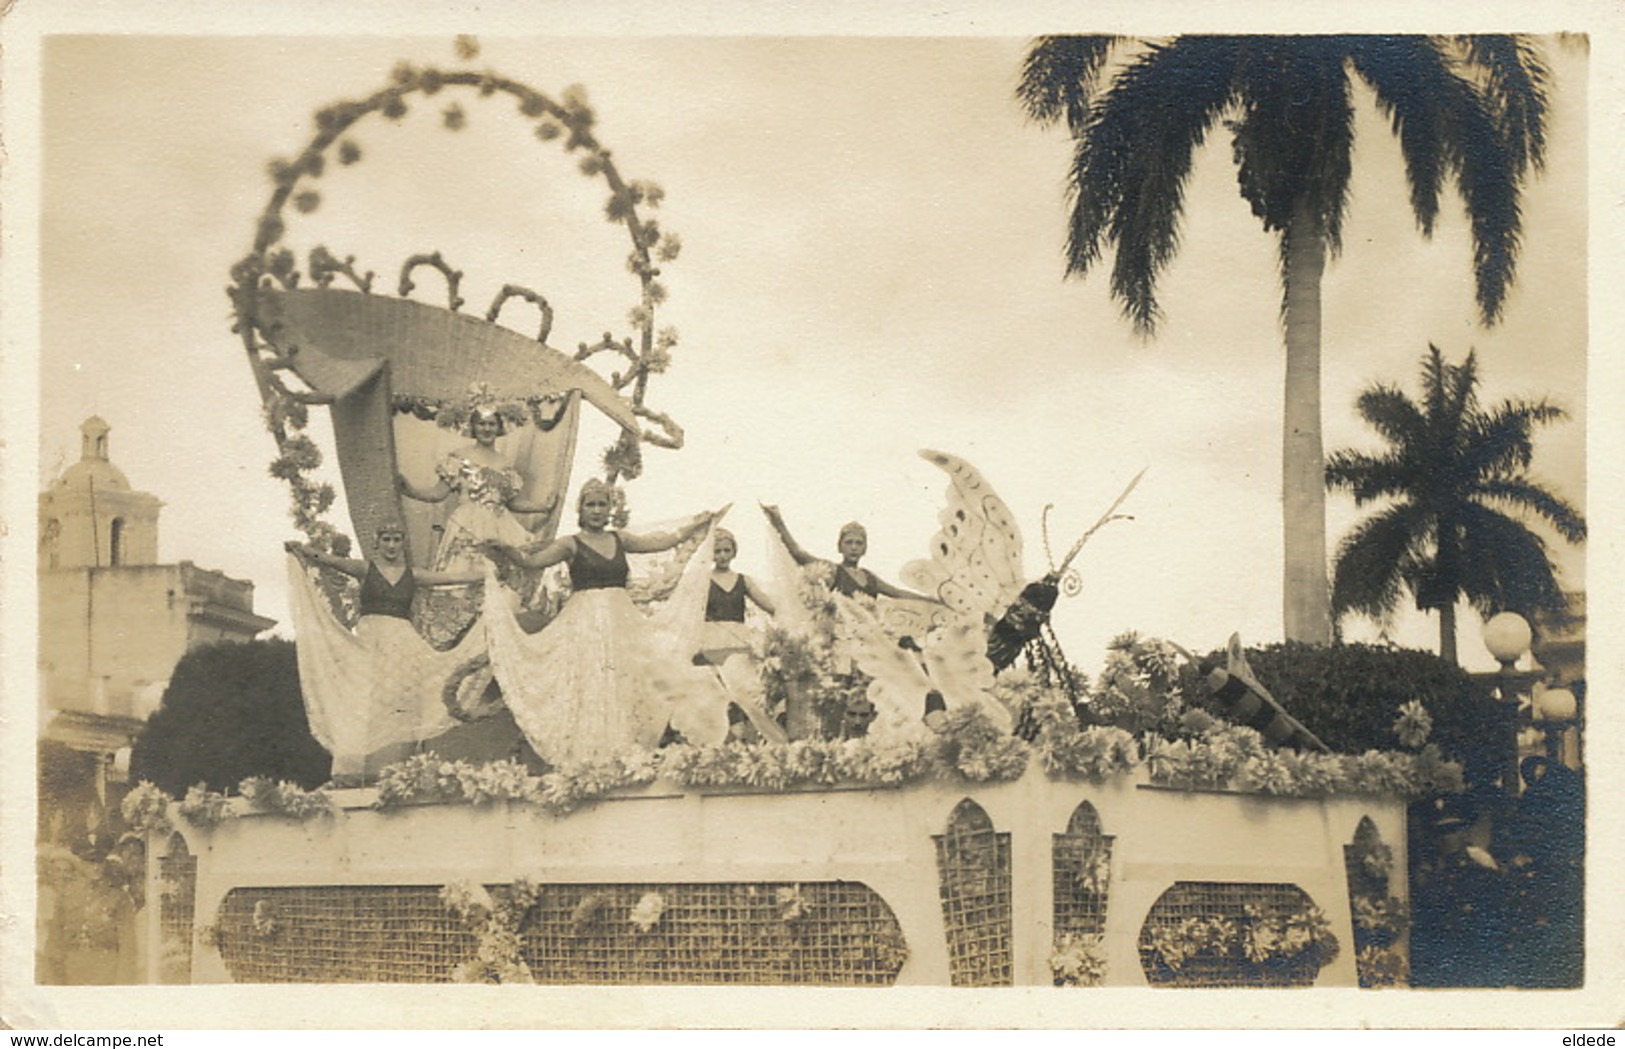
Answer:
1325, 344, 1584, 664
1018, 35, 1550, 644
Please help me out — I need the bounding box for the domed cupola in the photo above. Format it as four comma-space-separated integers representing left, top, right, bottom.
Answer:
54, 416, 133, 493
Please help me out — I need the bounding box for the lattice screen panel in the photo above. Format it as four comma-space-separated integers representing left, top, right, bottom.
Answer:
933, 798, 1013, 987
1052, 801, 1113, 942
520, 881, 907, 985
217, 886, 477, 983
157, 834, 197, 985
213, 881, 906, 985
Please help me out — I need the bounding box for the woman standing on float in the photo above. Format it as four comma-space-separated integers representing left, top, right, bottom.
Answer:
398, 403, 559, 645
397, 405, 559, 574
285, 523, 488, 784
482, 479, 723, 766
698, 527, 777, 665
760, 506, 939, 603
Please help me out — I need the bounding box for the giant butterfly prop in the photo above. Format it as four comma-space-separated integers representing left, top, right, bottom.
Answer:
904, 451, 1142, 693
843, 451, 1142, 737
853, 451, 1326, 750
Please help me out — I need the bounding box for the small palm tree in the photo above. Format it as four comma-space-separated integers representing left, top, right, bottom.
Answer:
1325, 345, 1584, 664
1018, 35, 1550, 645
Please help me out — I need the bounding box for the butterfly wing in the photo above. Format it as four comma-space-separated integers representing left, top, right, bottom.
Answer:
919, 620, 1012, 732
839, 598, 935, 734
901, 450, 1028, 624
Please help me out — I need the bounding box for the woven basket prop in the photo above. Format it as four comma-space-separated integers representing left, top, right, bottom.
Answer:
228, 60, 684, 563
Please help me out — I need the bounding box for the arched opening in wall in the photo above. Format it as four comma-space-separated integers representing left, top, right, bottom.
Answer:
42, 518, 61, 568
1344, 815, 1407, 987
1051, 800, 1113, 986
108, 518, 125, 566
932, 797, 1012, 987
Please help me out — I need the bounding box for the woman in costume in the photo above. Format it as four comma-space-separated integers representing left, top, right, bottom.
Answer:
285, 523, 489, 784
760, 506, 940, 603
398, 404, 559, 647
397, 406, 559, 575
481, 479, 725, 767
760, 505, 944, 738
698, 527, 786, 744
698, 527, 777, 665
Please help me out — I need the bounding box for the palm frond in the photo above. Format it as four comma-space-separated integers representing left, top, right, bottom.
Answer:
1325, 448, 1413, 504
1331, 502, 1430, 623
1353, 382, 1427, 448
1354, 36, 1545, 324
1346, 35, 1456, 236
1476, 476, 1587, 543
1074, 36, 1240, 332
1018, 35, 1120, 133
1456, 502, 1566, 615
1453, 34, 1550, 176
1458, 400, 1551, 476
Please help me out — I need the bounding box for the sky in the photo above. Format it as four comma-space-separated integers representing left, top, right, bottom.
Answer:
24, 26, 1594, 679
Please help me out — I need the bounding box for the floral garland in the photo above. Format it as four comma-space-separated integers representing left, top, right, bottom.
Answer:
1144, 904, 1339, 975
121, 781, 176, 836
369, 752, 662, 815
122, 631, 1468, 833
120, 777, 335, 832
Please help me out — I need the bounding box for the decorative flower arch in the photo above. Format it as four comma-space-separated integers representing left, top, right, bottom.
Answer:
228, 57, 684, 553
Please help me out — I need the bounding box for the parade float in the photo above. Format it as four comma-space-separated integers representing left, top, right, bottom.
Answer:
130, 59, 1444, 990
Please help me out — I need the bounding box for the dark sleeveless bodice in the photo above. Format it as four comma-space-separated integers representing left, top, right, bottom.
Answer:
832, 564, 879, 598
706, 576, 748, 622
569, 532, 629, 591
358, 563, 415, 620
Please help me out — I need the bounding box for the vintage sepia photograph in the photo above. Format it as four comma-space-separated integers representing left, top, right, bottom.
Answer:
4, 2, 1620, 1032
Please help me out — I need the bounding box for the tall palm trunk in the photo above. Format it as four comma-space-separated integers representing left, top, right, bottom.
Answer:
1281, 199, 1333, 644
1438, 600, 1458, 665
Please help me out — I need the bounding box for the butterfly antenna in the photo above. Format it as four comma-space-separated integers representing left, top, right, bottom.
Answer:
1054, 467, 1149, 577
1041, 504, 1060, 574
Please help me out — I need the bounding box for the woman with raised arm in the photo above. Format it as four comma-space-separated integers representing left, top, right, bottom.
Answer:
481, 479, 724, 766
760, 505, 941, 603
284, 522, 489, 785
697, 527, 785, 744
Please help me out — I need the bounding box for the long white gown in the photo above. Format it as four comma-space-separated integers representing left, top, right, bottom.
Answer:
288, 555, 486, 774
483, 521, 726, 767
418, 453, 541, 650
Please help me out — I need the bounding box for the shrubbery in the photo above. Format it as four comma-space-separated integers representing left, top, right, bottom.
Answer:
131, 639, 330, 794
1214, 641, 1502, 764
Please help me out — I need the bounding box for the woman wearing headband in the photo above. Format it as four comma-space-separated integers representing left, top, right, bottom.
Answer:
398, 404, 560, 647
481, 479, 724, 765
698, 527, 777, 664
760, 506, 939, 603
